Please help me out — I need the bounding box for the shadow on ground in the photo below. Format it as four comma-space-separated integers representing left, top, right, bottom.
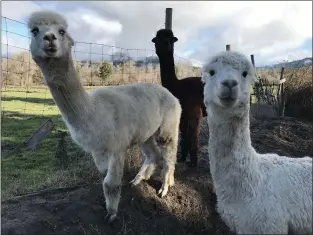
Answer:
2, 116, 313, 235
1, 96, 55, 106
1, 111, 64, 156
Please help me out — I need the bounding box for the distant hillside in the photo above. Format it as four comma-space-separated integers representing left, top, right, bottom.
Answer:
3, 50, 311, 70
258, 57, 312, 69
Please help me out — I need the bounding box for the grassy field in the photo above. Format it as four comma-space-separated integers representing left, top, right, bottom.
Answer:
1, 87, 106, 200
0, 84, 272, 200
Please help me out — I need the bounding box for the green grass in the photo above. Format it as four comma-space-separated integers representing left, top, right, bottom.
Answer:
1, 87, 102, 200
0, 85, 274, 200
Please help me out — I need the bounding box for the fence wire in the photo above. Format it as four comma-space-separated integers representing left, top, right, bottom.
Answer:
1, 16, 202, 121
1, 16, 312, 199
1, 15, 203, 170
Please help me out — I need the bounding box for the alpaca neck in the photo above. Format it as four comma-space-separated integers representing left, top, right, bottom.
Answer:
40, 55, 92, 128
208, 106, 253, 157
157, 52, 178, 89
207, 104, 258, 199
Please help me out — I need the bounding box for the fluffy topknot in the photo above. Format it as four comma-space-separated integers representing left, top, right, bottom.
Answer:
28, 10, 68, 29
203, 51, 254, 76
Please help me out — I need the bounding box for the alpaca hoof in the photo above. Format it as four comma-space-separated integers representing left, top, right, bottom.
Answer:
157, 185, 169, 198
104, 212, 117, 224
129, 176, 142, 186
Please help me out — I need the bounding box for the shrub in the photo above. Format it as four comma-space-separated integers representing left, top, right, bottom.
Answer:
32, 67, 44, 85
98, 61, 113, 81
284, 66, 313, 120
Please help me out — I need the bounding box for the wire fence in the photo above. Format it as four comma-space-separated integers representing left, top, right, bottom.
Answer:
0, 16, 205, 197
1, 16, 202, 119
2, 15, 312, 136
1, 15, 312, 200
0, 15, 203, 167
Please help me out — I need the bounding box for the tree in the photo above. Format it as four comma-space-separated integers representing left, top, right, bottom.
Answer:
32, 66, 44, 85
99, 61, 113, 81
112, 51, 131, 67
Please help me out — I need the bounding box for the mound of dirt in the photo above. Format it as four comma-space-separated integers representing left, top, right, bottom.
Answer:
2, 116, 312, 235
1, 171, 230, 235
250, 117, 313, 157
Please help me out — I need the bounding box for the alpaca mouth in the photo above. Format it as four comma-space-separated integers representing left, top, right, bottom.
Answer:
44, 47, 57, 54
219, 96, 236, 102
219, 96, 237, 106
219, 96, 235, 101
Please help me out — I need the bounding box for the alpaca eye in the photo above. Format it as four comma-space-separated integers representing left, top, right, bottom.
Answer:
31, 27, 39, 36
242, 71, 248, 78
209, 70, 215, 76
59, 29, 66, 36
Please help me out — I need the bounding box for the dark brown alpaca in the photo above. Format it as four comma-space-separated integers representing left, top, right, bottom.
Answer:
152, 29, 207, 167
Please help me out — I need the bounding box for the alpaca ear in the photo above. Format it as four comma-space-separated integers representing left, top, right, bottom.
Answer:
251, 73, 258, 84
152, 37, 156, 43
68, 35, 75, 46
172, 37, 178, 42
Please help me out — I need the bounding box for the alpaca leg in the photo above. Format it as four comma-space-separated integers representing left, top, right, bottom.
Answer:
187, 117, 200, 167
103, 153, 125, 223
156, 128, 179, 197
178, 128, 189, 162
143, 138, 161, 180
130, 137, 159, 186
157, 139, 177, 197
156, 102, 180, 197
92, 151, 109, 174
178, 116, 189, 163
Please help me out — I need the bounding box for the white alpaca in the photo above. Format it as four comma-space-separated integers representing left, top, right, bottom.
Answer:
28, 10, 181, 223
202, 51, 312, 234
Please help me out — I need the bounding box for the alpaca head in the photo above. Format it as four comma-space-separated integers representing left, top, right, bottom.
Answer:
151, 29, 178, 56
202, 51, 256, 116
28, 11, 74, 63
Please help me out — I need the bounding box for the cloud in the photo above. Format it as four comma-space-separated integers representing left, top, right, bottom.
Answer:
65, 8, 123, 45
1, 1, 312, 66
175, 1, 312, 66
266, 49, 313, 65
1, 1, 42, 21
1, 28, 30, 57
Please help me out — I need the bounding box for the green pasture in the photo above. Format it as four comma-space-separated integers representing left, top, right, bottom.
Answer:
1, 87, 100, 200
0, 85, 271, 199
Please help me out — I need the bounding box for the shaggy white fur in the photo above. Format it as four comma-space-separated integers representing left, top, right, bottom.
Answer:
202, 51, 312, 234
28, 10, 181, 223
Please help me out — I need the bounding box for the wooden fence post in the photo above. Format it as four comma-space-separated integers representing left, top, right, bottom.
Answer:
226, 44, 231, 51
250, 54, 255, 68
165, 8, 173, 30
278, 67, 285, 117
250, 54, 256, 104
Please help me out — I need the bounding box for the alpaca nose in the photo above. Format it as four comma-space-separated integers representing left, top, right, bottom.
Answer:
43, 33, 57, 42
221, 79, 238, 89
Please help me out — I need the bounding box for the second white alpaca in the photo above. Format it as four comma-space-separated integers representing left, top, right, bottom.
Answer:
28, 10, 182, 223
202, 51, 312, 234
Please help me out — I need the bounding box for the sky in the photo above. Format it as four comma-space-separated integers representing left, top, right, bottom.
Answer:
1, 1, 312, 67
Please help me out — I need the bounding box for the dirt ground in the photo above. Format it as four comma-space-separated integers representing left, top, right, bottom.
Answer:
2, 116, 312, 235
